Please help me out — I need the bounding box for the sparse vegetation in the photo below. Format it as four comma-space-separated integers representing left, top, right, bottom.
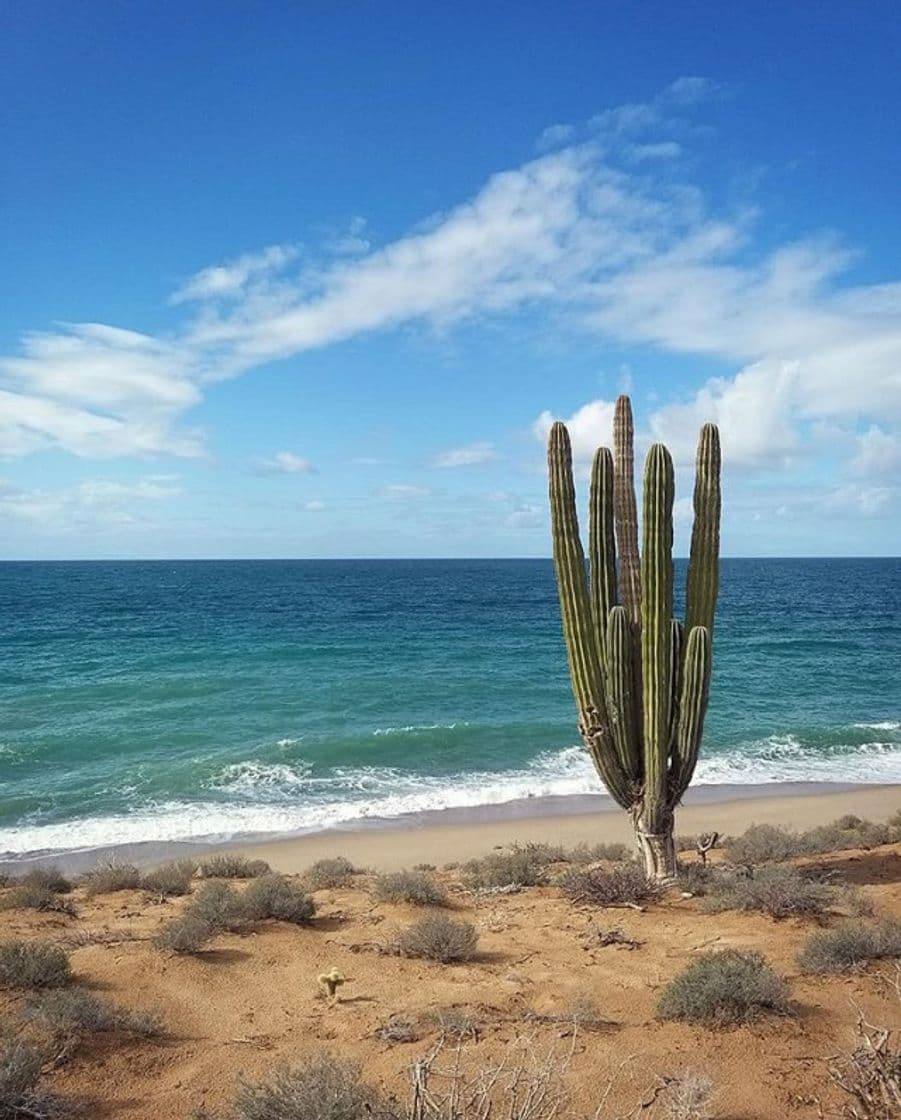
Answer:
657, 949, 790, 1027
241, 874, 315, 924
142, 860, 196, 897
395, 914, 478, 963
234, 1052, 392, 1120
0, 886, 77, 916
199, 855, 270, 880
560, 863, 662, 906
0, 942, 71, 990
154, 913, 215, 954
727, 816, 898, 865
81, 860, 142, 895
373, 870, 448, 906
461, 847, 546, 890
701, 865, 835, 919
304, 857, 356, 890
676, 863, 715, 897
425, 1008, 480, 1040
376, 1015, 418, 1044
25, 988, 161, 1059
797, 920, 901, 974
655, 1073, 716, 1120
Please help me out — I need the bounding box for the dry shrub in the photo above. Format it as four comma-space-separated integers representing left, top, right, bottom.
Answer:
185, 881, 247, 932
425, 1008, 480, 1040
461, 847, 546, 890
199, 855, 270, 880
234, 1052, 393, 1120
657, 949, 790, 1027
241, 874, 315, 924
395, 914, 478, 963
154, 913, 213, 954
142, 860, 196, 897
0, 942, 71, 990
0, 1029, 71, 1119
727, 824, 806, 864
376, 1015, 419, 1044
81, 860, 141, 896
0, 886, 77, 917
797, 920, 901, 974
677, 863, 715, 897
560, 863, 662, 906
17, 867, 71, 895
304, 857, 356, 890
26, 988, 161, 1060
701, 865, 835, 919
828, 990, 901, 1120
728, 816, 897, 866
374, 870, 448, 907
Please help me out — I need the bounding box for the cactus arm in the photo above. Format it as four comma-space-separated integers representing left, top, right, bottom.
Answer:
685, 424, 721, 639
548, 424, 631, 808
613, 396, 641, 629
667, 618, 684, 753
639, 443, 675, 829
669, 625, 712, 803
589, 447, 617, 668
605, 606, 641, 788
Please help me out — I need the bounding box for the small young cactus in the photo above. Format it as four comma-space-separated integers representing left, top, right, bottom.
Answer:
548, 396, 721, 881
318, 967, 347, 999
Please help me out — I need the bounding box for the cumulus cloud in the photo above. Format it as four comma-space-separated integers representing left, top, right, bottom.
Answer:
430, 442, 498, 468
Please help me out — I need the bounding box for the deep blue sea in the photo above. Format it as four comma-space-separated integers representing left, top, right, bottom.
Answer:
0, 559, 899, 856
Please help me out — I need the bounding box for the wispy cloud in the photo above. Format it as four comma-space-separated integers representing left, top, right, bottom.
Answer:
258, 451, 315, 474
1, 72, 898, 500
0, 474, 181, 530
430, 441, 498, 468
379, 484, 430, 499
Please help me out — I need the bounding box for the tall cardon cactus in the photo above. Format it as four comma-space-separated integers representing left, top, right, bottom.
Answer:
548, 395, 721, 881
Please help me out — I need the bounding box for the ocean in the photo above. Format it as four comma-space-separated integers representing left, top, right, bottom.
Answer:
0, 558, 898, 857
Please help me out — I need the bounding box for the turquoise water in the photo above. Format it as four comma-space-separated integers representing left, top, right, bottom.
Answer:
0, 559, 898, 855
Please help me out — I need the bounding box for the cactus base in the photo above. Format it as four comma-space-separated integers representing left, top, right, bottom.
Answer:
635, 825, 677, 883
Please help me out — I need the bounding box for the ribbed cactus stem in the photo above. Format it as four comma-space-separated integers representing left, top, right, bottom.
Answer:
605, 606, 641, 786
639, 443, 674, 833
670, 625, 712, 801
548, 423, 631, 809
685, 423, 721, 638
589, 447, 617, 668
613, 396, 641, 628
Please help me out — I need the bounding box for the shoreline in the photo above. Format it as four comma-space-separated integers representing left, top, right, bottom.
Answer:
3, 779, 899, 875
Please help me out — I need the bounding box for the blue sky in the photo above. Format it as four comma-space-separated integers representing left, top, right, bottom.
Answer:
2, 1, 900, 558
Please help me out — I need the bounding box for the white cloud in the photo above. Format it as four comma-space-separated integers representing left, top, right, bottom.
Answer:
851, 426, 901, 476
0, 475, 181, 530
171, 245, 298, 304
260, 451, 315, 474
536, 123, 576, 151
379, 484, 430, 499
532, 399, 617, 462
825, 483, 895, 517
303, 499, 326, 512
430, 442, 498, 468
2, 74, 899, 487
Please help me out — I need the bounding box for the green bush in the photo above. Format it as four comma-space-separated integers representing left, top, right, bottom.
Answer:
559, 863, 662, 906
142, 860, 196, 897
198, 855, 270, 880
701, 866, 835, 920
657, 949, 790, 1027
373, 870, 448, 906
0, 941, 71, 989
81, 860, 142, 896
304, 857, 356, 890
395, 914, 478, 963
234, 1052, 392, 1120
241, 875, 315, 924
797, 919, 901, 973
154, 914, 214, 954
461, 847, 546, 890
0, 886, 77, 916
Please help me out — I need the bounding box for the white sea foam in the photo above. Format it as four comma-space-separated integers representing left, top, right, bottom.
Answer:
373, 722, 468, 736
2, 736, 900, 856
851, 721, 901, 732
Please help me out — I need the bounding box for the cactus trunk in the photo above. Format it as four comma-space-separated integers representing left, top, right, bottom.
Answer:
547, 396, 721, 882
